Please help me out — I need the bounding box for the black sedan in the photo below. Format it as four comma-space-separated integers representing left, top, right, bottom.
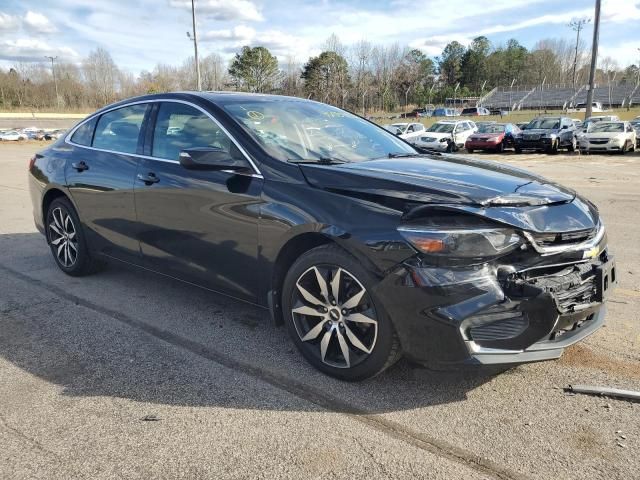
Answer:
29, 92, 615, 380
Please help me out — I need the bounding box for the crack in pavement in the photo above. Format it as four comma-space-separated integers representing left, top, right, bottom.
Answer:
0, 262, 530, 480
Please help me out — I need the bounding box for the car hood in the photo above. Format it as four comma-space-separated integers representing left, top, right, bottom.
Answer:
420, 131, 452, 140
583, 131, 625, 139
468, 132, 503, 140
299, 155, 599, 233
520, 128, 560, 135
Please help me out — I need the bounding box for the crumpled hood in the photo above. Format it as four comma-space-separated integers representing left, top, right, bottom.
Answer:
299, 155, 599, 233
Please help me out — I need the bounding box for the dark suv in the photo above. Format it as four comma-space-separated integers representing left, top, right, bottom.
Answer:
515, 117, 577, 154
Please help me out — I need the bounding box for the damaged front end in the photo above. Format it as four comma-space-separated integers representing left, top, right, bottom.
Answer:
373, 207, 616, 368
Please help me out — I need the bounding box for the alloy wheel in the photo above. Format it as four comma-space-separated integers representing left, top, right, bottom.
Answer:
48, 207, 78, 268
291, 265, 378, 369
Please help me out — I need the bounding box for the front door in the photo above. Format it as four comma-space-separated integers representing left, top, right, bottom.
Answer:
65, 103, 149, 262
133, 101, 264, 302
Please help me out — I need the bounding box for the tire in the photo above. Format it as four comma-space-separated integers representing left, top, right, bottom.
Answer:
467, 148, 474, 154
619, 141, 628, 155
496, 142, 504, 153
282, 244, 401, 381
515, 147, 522, 154
547, 140, 558, 155
568, 137, 576, 152
46, 197, 105, 276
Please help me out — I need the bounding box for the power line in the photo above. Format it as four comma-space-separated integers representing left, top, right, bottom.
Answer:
568, 18, 591, 94
44, 55, 60, 108
585, 0, 601, 120
186, 0, 201, 91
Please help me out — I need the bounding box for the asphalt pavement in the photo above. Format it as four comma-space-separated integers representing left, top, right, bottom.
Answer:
1, 142, 638, 479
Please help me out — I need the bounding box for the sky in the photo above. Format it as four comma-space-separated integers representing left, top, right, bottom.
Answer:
0, 0, 639, 74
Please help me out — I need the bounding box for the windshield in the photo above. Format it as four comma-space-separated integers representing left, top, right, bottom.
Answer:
221, 100, 416, 162
527, 118, 560, 130
477, 124, 505, 133
427, 123, 454, 133
590, 122, 624, 133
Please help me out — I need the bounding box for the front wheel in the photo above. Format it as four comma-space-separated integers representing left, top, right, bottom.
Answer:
547, 140, 559, 155
46, 197, 105, 276
282, 244, 401, 381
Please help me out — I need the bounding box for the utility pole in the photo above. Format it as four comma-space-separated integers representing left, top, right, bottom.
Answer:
585, 0, 601, 120
44, 55, 59, 108
186, 0, 201, 91
569, 18, 590, 94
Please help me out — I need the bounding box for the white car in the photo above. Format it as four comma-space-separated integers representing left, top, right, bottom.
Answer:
573, 102, 604, 113
0, 130, 28, 141
382, 122, 425, 143
578, 121, 636, 154
413, 120, 477, 152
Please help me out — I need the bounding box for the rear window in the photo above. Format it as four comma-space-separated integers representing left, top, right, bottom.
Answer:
461, 108, 476, 114
70, 117, 97, 146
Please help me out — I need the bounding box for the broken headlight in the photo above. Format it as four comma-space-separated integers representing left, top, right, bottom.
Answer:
398, 226, 522, 259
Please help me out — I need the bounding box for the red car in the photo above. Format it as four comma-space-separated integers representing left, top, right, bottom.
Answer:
465, 123, 520, 153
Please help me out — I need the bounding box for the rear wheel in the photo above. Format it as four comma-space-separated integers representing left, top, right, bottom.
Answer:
46, 197, 104, 276
282, 244, 401, 381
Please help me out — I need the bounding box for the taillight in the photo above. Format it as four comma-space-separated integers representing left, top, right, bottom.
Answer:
28, 156, 36, 170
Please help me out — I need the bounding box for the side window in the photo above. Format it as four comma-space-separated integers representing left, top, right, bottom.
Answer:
93, 104, 148, 154
152, 102, 237, 161
71, 117, 97, 146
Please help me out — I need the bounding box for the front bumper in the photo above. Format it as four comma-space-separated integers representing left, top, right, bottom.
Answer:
579, 141, 625, 152
415, 141, 449, 151
515, 137, 555, 150
466, 140, 501, 150
374, 244, 615, 368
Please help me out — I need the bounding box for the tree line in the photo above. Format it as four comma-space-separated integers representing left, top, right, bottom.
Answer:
1, 34, 638, 113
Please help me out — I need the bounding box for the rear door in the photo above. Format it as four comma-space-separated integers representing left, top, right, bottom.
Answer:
65, 103, 150, 262
133, 100, 264, 302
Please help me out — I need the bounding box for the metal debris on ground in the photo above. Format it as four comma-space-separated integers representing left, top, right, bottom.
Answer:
565, 385, 640, 402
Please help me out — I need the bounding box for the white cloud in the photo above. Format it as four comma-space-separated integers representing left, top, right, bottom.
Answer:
24, 11, 57, 33
0, 38, 78, 62
601, 0, 640, 23
409, 35, 472, 57
169, 0, 263, 22
0, 12, 20, 32
201, 25, 256, 42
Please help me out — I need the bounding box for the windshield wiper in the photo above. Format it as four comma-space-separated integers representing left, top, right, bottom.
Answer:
288, 157, 349, 165
387, 152, 432, 158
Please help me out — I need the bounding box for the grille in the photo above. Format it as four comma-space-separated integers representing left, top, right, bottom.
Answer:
530, 227, 597, 248
421, 137, 437, 142
524, 133, 540, 140
589, 139, 608, 145
526, 262, 598, 313
469, 315, 529, 341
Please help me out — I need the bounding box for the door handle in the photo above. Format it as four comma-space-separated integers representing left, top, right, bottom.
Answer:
137, 172, 160, 185
72, 161, 89, 172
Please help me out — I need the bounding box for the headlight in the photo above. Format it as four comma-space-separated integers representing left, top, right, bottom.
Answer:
398, 226, 522, 259
439, 137, 448, 143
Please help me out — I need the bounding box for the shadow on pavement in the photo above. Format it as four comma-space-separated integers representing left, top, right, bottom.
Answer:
0, 232, 500, 414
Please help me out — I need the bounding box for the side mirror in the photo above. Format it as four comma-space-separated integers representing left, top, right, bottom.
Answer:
179, 148, 252, 172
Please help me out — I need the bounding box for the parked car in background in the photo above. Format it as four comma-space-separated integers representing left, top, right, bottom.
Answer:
515, 117, 577, 154
44, 129, 67, 141
631, 120, 640, 147
465, 123, 521, 153
413, 120, 477, 152
400, 108, 430, 118
461, 107, 490, 116
0, 130, 28, 141
573, 102, 604, 113
571, 118, 583, 129
578, 121, 636, 154
382, 122, 425, 142
29, 92, 614, 380
432, 107, 457, 117
490, 108, 510, 116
